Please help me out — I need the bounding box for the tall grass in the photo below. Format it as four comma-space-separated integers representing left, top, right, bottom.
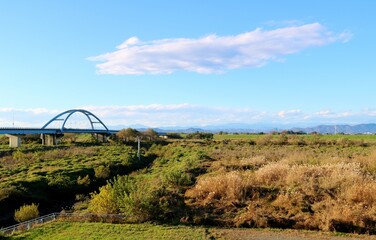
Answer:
185, 137, 376, 233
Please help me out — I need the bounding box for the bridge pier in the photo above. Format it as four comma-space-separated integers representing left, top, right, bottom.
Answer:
5, 134, 22, 148
40, 134, 58, 146
95, 133, 108, 143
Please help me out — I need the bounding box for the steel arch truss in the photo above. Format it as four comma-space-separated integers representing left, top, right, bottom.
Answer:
42, 109, 109, 133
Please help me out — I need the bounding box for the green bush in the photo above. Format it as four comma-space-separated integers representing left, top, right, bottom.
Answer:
185, 132, 213, 140
114, 176, 159, 222
166, 133, 183, 139
88, 185, 118, 214
94, 165, 110, 179
47, 173, 74, 191
14, 203, 39, 222
88, 175, 162, 222
163, 169, 192, 187
77, 175, 91, 186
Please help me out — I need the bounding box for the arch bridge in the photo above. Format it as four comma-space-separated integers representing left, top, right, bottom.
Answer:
0, 109, 118, 147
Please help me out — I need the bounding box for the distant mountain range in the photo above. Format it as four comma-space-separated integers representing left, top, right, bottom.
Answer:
110, 123, 376, 134
292, 123, 376, 134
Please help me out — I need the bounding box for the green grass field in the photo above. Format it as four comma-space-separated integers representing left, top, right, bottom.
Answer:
7, 221, 375, 240
8, 222, 207, 240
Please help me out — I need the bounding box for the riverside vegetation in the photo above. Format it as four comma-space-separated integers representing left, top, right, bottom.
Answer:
2, 132, 376, 236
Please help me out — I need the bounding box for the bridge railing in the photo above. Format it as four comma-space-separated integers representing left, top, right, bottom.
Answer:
0, 212, 127, 236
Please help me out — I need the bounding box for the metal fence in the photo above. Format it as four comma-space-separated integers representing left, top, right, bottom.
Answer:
0, 212, 126, 236
0, 212, 59, 236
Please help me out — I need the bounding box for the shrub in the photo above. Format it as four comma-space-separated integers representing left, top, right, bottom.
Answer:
113, 175, 163, 222
94, 165, 110, 179
77, 175, 91, 186
12, 150, 25, 161
256, 134, 273, 146
47, 173, 74, 190
163, 169, 192, 187
166, 133, 183, 139
88, 185, 118, 214
14, 203, 39, 222
88, 175, 162, 222
185, 132, 213, 140
274, 134, 288, 145
62, 133, 78, 143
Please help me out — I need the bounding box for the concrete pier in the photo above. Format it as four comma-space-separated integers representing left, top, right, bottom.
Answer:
40, 134, 58, 146
6, 134, 22, 148
96, 133, 108, 143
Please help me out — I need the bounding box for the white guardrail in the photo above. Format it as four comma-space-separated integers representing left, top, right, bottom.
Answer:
0, 212, 126, 236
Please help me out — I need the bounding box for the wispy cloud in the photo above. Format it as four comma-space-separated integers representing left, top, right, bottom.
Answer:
278, 109, 303, 118
0, 106, 374, 128
0, 108, 62, 127
88, 23, 351, 75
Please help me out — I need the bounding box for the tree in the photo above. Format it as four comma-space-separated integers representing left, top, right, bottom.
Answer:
116, 128, 140, 142
185, 132, 213, 140
166, 133, 183, 139
142, 128, 159, 141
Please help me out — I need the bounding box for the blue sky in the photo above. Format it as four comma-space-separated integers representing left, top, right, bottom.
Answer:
0, 1, 375, 128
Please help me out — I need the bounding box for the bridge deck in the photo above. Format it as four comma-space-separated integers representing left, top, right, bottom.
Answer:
0, 128, 118, 135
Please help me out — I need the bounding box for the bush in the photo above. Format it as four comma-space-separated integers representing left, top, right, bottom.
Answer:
88, 175, 161, 222
94, 165, 110, 179
77, 175, 91, 186
47, 173, 74, 190
62, 133, 78, 144
166, 133, 183, 139
163, 169, 192, 187
88, 185, 118, 214
185, 132, 213, 140
14, 203, 39, 222
256, 134, 273, 146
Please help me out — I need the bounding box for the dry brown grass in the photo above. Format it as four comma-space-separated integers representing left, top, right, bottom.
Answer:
185, 142, 376, 233
186, 171, 254, 206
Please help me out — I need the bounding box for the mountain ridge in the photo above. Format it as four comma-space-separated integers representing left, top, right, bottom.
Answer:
109, 123, 376, 134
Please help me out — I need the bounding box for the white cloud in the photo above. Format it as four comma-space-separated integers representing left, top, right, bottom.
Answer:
316, 110, 332, 116
80, 104, 257, 127
116, 36, 142, 49
1, 106, 375, 129
0, 108, 60, 115
0, 108, 63, 127
88, 23, 351, 75
314, 110, 355, 119
278, 109, 302, 118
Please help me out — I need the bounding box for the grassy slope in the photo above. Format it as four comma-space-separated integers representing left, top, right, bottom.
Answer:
0, 143, 146, 226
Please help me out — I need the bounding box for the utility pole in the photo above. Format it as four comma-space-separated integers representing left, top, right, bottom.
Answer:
137, 136, 141, 160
